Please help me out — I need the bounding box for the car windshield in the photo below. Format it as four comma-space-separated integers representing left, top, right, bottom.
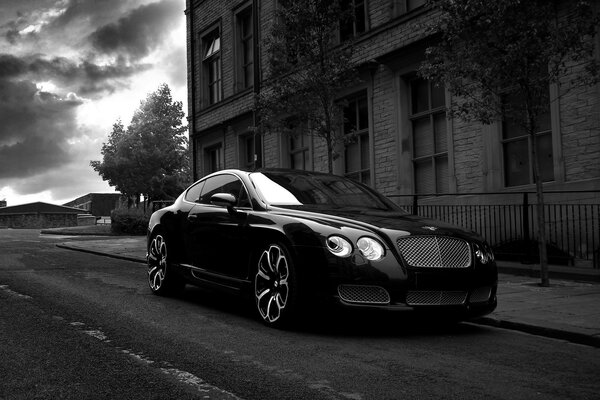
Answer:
250, 171, 402, 212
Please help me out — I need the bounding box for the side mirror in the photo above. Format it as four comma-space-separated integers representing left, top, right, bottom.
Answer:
210, 193, 237, 209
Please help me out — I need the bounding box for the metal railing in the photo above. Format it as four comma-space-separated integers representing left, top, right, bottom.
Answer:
151, 191, 600, 268
389, 191, 600, 268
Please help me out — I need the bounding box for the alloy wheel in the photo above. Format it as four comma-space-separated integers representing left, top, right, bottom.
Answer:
148, 234, 168, 292
255, 244, 290, 324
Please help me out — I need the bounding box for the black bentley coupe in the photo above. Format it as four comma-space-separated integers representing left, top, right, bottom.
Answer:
147, 169, 497, 327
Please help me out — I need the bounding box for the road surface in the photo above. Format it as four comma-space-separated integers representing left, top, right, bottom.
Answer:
1, 229, 598, 399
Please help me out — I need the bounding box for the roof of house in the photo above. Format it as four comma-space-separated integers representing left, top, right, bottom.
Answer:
0, 202, 84, 215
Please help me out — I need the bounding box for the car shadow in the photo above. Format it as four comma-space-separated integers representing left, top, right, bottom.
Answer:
172, 285, 490, 338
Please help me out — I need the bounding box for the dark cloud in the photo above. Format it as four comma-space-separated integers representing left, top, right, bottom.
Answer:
89, 0, 182, 60
0, 79, 81, 179
0, 53, 150, 97
48, 0, 130, 31
0, 53, 27, 76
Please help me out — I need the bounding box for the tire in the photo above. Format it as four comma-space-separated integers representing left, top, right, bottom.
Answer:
254, 243, 299, 327
147, 233, 184, 296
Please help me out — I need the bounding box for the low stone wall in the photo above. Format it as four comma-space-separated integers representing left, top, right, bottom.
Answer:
0, 212, 78, 229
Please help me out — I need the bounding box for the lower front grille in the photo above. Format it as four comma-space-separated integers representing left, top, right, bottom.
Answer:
405, 290, 468, 306
338, 285, 391, 305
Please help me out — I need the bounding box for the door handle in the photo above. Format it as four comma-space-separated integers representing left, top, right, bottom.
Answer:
187, 214, 198, 221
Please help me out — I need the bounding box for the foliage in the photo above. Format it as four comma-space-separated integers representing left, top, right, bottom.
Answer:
420, 0, 599, 127
419, 0, 600, 286
91, 84, 190, 203
258, 0, 360, 172
110, 207, 149, 236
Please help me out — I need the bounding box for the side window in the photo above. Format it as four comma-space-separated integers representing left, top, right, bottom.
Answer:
184, 181, 205, 203
198, 174, 251, 208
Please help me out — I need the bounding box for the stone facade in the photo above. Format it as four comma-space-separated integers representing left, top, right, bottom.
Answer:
186, 0, 600, 200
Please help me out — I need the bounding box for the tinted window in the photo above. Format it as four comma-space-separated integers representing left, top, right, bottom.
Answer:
184, 181, 204, 203
250, 172, 400, 211
199, 174, 251, 208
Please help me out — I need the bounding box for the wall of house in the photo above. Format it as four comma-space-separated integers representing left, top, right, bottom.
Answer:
0, 213, 78, 229
188, 0, 600, 196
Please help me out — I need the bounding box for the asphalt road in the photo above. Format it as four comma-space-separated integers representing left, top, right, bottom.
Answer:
1, 229, 599, 400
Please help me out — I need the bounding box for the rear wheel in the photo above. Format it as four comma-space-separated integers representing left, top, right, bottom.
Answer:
147, 233, 184, 296
254, 243, 299, 327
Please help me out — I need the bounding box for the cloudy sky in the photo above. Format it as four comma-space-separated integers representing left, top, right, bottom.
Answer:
0, 0, 187, 206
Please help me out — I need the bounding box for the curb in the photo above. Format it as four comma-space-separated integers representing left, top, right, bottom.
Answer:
472, 317, 600, 349
497, 265, 600, 283
55, 244, 146, 265
43, 231, 115, 236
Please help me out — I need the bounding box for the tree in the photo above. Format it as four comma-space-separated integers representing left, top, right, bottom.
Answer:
258, 0, 360, 173
91, 84, 190, 206
420, 0, 600, 286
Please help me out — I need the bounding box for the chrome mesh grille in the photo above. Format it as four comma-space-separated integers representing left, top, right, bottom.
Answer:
338, 285, 391, 305
405, 291, 468, 306
469, 286, 492, 303
397, 236, 471, 268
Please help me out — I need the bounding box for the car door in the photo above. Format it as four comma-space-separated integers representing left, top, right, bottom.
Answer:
184, 173, 252, 279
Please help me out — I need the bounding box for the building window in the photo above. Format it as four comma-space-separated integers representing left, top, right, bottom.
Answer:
409, 77, 448, 194
241, 134, 260, 170
343, 92, 370, 185
502, 95, 553, 187
202, 28, 222, 105
289, 133, 310, 170
340, 0, 367, 42
392, 0, 426, 17
236, 7, 253, 90
205, 144, 222, 174
407, 0, 426, 11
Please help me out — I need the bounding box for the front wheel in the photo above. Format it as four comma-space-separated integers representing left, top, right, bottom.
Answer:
147, 233, 184, 296
254, 243, 299, 327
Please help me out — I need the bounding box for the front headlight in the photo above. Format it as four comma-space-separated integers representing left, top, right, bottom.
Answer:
474, 243, 495, 264
326, 235, 352, 257
357, 237, 385, 261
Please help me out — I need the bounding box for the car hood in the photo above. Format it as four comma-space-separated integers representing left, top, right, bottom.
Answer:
269, 205, 483, 242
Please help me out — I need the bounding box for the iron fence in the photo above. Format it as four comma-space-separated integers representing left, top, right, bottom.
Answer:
151, 191, 600, 268
389, 191, 600, 269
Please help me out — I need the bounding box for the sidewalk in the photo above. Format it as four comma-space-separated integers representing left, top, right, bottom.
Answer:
49, 232, 600, 348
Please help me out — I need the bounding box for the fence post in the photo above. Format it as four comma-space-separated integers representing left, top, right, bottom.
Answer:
412, 195, 419, 216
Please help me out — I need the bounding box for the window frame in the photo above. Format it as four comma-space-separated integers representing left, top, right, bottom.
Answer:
408, 77, 449, 195
200, 24, 223, 107
391, 0, 427, 17
235, 5, 253, 91
204, 143, 223, 175
342, 91, 371, 185
288, 132, 311, 171
240, 133, 257, 170
501, 95, 554, 187
339, 0, 368, 42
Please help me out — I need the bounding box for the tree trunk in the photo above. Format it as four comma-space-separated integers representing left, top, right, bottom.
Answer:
326, 142, 334, 174
531, 132, 550, 287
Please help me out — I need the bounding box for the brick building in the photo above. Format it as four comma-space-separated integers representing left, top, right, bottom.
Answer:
63, 193, 122, 218
186, 1, 600, 264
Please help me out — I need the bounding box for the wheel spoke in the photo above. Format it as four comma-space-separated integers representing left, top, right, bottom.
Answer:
267, 296, 280, 322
